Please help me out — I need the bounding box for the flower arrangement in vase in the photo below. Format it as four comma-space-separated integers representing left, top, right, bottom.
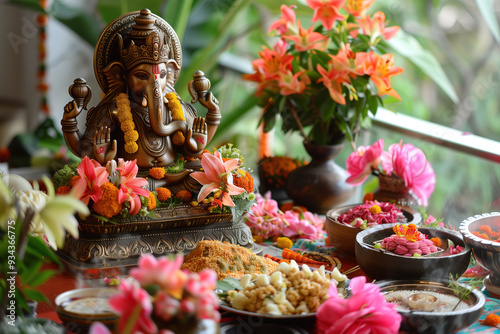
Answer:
345, 139, 436, 207
244, 0, 403, 146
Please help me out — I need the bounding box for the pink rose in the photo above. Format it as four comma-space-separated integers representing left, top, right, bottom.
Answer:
346, 139, 384, 185
316, 276, 401, 334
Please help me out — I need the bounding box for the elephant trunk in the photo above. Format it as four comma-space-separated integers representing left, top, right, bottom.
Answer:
148, 79, 186, 136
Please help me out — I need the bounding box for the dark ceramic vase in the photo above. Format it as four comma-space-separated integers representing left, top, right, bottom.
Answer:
284, 142, 354, 214
372, 174, 420, 209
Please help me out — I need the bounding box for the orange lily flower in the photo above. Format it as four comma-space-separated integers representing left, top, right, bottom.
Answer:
356, 11, 400, 41
344, 0, 375, 17
284, 20, 329, 52
331, 43, 366, 78
317, 61, 352, 105
305, 0, 345, 30
269, 4, 297, 35
278, 70, 309, 96
363, 52, 403, 100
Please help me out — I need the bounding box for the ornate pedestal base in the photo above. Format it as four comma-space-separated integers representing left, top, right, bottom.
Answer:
55, 206, 253, 277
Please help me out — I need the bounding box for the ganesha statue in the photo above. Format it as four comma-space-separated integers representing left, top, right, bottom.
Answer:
56, 9, 253, 272
61, 9, 220, 185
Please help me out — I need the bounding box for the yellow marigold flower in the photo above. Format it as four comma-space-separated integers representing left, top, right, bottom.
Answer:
369, 204, 381, 214
277, 237, 293, 249
121, 120, 135, 132
172, 132, 185, 146
56, 185, 71, 195
93, 182, 122, 218
175, 190, 192, 202
147, 191, 156, 210
124, 130, 139, 142
69, 175, 81, 187
118, 111, 133, 122
149, 167, 165, 180
156, 187, 171, 202
124, 141, 138, 154
116, 93, 130, 103
165, 92, 185, 145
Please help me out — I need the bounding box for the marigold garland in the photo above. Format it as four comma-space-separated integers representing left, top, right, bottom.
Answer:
116, 93, 138, 154
165, 92, 185, 145
93, 182, 123, 218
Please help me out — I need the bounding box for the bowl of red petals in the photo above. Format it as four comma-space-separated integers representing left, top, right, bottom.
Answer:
326, 201, 420, 259
356, 223, 471, 281
460, 212, 500, 295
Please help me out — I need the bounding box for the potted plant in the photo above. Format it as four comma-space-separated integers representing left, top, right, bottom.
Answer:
243, 0, 404, 213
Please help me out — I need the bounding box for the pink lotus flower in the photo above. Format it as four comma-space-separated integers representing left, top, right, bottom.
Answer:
306, 0, 345, 31
346, 139, 384, 185
384, 142, 436, 206
72, 156, 109, 205
269, 4, 296, 35
190, 151, 245, 207
283, 211, 318, 238
316, 276, 401, 334
116, 159, 149, 215
109, 280, 157, 334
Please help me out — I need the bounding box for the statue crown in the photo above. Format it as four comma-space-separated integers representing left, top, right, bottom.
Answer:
121, 9, 170, 69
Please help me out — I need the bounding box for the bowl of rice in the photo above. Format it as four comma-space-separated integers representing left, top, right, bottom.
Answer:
377, 280, 485, 334
325, 201, 420, 260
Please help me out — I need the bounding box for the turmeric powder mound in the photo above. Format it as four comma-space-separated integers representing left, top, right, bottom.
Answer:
93, 182, 122, 218
181, 240, 279, 280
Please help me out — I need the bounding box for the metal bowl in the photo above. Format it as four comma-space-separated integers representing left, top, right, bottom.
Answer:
355, 224, 471, 280
326, 204, 420, 260
377, 280, 485, 334
460, 212, 500, 294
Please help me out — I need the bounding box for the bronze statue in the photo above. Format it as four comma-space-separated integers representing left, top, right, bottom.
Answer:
61, 9, 220, 176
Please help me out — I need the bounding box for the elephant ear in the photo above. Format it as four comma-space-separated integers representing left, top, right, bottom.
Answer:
103, 61, 126, 98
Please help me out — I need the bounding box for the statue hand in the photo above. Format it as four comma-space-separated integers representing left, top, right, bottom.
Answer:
186, 117, 207, 153
198, 92, 219, 112
63, 101, 82, 120
93, 126, 117, 164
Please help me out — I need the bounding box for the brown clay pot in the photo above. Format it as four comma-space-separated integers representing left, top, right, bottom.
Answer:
284, 142, 354, 214
373, 174, 420, 209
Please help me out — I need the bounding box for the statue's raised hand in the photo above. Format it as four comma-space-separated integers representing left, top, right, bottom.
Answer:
63, 101, 82, 120
93, 126, 117, 164
185, 117, 207, 154
198, 92, 219, 112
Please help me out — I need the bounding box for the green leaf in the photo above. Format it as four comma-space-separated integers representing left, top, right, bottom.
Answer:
475, 0, 500, 43
25, 235, 61, 266
28, 270, 58, 287
20, 262, 42, 286
387, 30, 459, 104
97, 0, 165, 25
22, 287, 48, 303
363, 176, 379, 194
217, 277, 242, 291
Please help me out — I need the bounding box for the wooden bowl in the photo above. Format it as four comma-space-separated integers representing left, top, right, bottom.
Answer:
325, 204, 420, 260
355, 224, 471, 280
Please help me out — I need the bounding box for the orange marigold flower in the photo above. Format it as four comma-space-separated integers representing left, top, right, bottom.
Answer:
93, 182, 122, 218
69, 175, 81, 187
56, 185, 71, 195
472, 231, 490, 240
482, 313, 500, 327
156, 187, 171, 202
186, 155, 195, 162
175, 190, 192, 202
148, 191, 156, 210
149, 167, 166, 180
232, 170, 254, 193
200, 150, 211, 160
430, 237, 442, 248
363, 192, 374, 202
260, 156, 301, 188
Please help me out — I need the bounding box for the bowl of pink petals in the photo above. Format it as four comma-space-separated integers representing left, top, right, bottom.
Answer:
355, 223, 471, 281
326, 201, 420, 259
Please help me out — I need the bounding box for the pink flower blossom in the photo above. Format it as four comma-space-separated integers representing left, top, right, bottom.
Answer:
269, 4, 296, 35
154, 290, 181, 322
190, 151, 245, 207
109, 280, 157, 334
244, 192, 285, 239
130, 254, 186, 299
316, 276, 401, 334
88, 322, 111, 334
306, 0, 345, 31
346, 139, 384, 185
283, 214, 318, 238
72, 156, 109, 205
116, 159, 149, 215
